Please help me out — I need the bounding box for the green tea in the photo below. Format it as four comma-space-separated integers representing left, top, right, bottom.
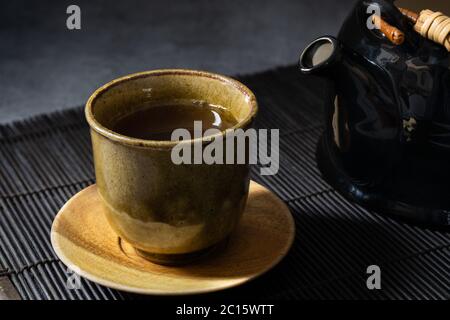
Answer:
112, 101, 238, 140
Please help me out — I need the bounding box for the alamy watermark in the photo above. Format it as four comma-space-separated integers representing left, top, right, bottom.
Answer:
66, 265, 82, 290
66, 5, 81, 30
366, 265, 381, 290
170, 121, 279, 176
366, 3, 381, 30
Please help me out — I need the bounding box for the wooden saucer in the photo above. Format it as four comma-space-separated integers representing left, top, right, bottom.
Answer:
51, 181, 295, 295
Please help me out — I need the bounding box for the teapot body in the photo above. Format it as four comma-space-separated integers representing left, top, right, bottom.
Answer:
300, 0, 450, 228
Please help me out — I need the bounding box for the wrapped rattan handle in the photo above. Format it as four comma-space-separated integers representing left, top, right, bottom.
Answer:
399, 7, 450, 52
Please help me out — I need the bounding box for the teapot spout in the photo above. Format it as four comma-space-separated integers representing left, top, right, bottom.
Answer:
299, 36, 341, 75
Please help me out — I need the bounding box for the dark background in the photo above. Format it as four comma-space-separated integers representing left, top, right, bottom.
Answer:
0, 0, 356, 122
1, 0, 447, 122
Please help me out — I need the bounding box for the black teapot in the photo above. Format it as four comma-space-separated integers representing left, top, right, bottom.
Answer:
299, 0, 450, 229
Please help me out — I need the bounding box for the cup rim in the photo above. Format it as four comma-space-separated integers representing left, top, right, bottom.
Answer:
85, 69, 258, 148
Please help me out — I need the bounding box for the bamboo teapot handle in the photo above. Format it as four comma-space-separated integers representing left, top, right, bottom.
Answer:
372, 15, 405, 45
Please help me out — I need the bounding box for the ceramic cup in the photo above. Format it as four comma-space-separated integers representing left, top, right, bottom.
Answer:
85, 69, 258, 265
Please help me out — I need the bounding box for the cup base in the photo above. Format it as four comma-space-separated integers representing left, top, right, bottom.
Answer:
51, 182, 295, 294
134, 238, 229, 266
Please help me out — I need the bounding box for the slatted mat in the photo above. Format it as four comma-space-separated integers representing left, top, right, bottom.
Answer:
0, 66, 449, 300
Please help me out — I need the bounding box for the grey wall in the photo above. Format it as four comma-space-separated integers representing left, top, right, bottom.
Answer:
0, 0, 356, 123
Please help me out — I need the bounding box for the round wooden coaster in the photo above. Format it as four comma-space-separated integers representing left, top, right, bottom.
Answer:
51, 181, 295, 295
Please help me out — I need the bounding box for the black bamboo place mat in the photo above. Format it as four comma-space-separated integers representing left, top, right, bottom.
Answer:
0, 66, 449, 300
